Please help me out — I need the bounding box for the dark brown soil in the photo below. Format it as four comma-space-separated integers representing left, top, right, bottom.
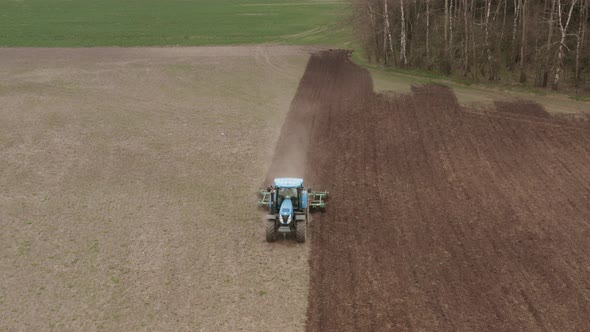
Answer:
269, 50, 590, 331
495, 100, 550, 118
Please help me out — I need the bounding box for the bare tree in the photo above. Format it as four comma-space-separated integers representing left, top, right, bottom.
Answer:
449, 0, 455, 63
485, 0, 496, 80
511, 0, 522, 68
363, 1, 378, 63
444, 0, 451, 74
472, 0, 478, 81
445, 0, 450, 49
400, 0, 408, 66
512, 0, 523, 44
426, 0, 430, 63
501, 0, 508, 44
575, 0, 587, 86
553, 0, 579, 90
383, 0, 395, 65
520, 0, 528, 82
542, 0, 557, 87
464, 0, 470, 76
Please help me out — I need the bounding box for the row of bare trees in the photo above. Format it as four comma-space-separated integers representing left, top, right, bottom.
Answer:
354, 0, 590, 91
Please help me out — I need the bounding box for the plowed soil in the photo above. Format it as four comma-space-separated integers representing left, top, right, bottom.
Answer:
270, 50, 590, 330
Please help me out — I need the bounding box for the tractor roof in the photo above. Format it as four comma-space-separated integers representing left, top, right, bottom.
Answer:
274, 178, 303, 188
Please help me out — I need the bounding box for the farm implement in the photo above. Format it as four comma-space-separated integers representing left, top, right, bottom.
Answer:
258, 178, 328, 243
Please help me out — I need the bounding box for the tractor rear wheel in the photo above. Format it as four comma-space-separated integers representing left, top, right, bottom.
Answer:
295, 220, 306, 243
266, 220, 277, 242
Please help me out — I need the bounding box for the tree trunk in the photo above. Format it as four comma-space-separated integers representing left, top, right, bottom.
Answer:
366, 2, 378, 63
583, 1, 588, 82
501, 0, 507, 44
426, 0, 430, 64
575, 0, 586, 86
464, 0, 469, 76
512, 0, 521, 42
472, 0, 478, 81
383, 0, 395, 65
519, 0, 527, 83
485, 0, 495, 80
450, 0, 455, 71
444, 0, 450, 74
445, 0, 449, 49
542, 0, 556, 87
449, 0, 456, 75
511, 0, 522, 70
400, 0, 408, 66
553, 0, 579, 90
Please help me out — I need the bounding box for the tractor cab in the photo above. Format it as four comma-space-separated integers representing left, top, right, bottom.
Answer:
273, 177, 306, 213
258, 178, 328, 243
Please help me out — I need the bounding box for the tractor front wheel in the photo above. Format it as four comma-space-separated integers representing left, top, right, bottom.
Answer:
295, 220, 306, 243
266, 220, 277, 242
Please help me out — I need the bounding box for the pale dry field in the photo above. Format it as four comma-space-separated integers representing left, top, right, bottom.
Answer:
370, 68, 590, 115
0, 46, 317, 330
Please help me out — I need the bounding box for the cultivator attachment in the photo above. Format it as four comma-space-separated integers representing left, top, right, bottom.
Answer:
308, 191, 328, 209
257, 188, 328, 209
258, 190, 272, 207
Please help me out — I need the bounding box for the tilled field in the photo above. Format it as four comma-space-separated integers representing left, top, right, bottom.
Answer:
270, 50, 590, 330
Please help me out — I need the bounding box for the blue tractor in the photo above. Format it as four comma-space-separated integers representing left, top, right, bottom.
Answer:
258, 178, 328, 242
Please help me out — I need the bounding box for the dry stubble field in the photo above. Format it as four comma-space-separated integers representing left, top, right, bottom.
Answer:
0, 46, 318, 330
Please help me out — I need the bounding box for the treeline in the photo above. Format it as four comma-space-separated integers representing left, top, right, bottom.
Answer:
353, 0, 590, 91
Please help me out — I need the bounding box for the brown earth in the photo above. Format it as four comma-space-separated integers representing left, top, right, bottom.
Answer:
268, 50, 590, 330
494, 100, 550, 118
3, 46, 590, 331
